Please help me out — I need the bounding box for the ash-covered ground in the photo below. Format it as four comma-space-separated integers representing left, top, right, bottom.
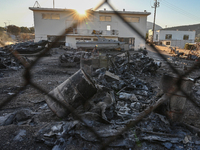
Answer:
1, 47, 200, 150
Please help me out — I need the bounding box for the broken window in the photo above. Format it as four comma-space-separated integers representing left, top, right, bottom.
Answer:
107, 25, 111, 31
183, 35, 189, 40
166, 41, 171, 45
165, 34, 172, 40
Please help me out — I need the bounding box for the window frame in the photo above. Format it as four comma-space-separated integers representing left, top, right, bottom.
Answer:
124, 17, 140, 23
107, 25, 111, 31
165, 34, 172, 40
42, 13, 60, 20
183, 35, 189, 40
100, 16, 112, 22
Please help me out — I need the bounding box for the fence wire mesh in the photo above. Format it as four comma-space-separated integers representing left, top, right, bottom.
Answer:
1, 0, 200, 149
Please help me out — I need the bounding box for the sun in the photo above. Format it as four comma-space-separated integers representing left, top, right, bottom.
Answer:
76, 8, 86, 16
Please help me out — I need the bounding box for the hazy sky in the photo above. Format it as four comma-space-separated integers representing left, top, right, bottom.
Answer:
0, 0, 200, 28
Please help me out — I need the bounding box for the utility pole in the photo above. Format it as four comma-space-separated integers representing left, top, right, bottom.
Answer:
53, 0, 55, 8
151, 0, 160, 42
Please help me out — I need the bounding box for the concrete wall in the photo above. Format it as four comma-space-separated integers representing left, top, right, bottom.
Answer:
158, 30, 195, 41
33, 11, 69, 42
148, 30, 196, 48
162, 40, 194, 49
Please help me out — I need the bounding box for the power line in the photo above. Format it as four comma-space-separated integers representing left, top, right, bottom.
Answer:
161, 0, 200, 22
162, 0, 200, 19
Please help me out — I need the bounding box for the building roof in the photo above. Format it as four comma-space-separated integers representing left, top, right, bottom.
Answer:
29, 7, 151, 15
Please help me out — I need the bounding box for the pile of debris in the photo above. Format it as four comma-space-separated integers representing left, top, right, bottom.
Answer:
59, 51, 92, 67
0, 48, 29, 70
0, 40, 48, 54
2, 49, 200, 149
13, 40, 48, 54
0, 40, 49, 70
109, 52, 161, 76
34, 64, 200, 149
59, 50, 161, 76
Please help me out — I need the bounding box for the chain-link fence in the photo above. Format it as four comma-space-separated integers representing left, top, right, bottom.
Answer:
1, 0, 200, 149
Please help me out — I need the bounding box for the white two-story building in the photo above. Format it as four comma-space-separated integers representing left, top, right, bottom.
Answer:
29, 7, 151, 50
148, 29, 196, 49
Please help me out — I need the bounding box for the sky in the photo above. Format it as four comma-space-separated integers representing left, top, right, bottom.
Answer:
0, 0, 200, 28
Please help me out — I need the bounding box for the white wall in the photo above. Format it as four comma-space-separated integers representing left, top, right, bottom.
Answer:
158, 30, 195, 41
33, 10, 74, 42
32, 8, 149, 49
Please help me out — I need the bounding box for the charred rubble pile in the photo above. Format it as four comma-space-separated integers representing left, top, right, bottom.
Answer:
108, 52, 161, 76
0, 40, 49, 70
0, 40, 48, 55
2, 51, 200, 149
59, 51, 92, 66
33, 65, 200, 149
12, 40, 48, 54
0, 47, 29, 70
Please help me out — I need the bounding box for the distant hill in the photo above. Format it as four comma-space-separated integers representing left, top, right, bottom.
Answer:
147, 21, 163, 31
162, 23, 200, 36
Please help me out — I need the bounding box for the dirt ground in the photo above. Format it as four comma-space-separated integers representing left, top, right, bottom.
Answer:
0, 47, 200, 149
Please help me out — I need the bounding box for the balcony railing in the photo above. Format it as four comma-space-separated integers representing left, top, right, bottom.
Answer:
66, 28, 119, 36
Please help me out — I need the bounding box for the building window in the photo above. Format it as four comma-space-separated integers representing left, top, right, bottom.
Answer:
100, 16, 111, 21
118, 38, 135, 46
76, 38, 91, 41
183, 35, 189, 40
165, 34, 172, 39
42, 13, 60, 20
42, 14, 51, 19
124, 17, 140, 23
51, 14, 60, 20
106, 16, 111, 21
47, 36, 65, 42
107, 25, 111, 31
100, 16, 105, 21
166, 42, 171, 45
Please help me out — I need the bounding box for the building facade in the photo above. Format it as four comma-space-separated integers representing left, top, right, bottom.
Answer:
148, 29, 196, 49
29, 7, 150, 50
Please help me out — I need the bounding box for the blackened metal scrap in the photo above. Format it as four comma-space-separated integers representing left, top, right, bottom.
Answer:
100, 94, 170, 149
29, 81, 103, 143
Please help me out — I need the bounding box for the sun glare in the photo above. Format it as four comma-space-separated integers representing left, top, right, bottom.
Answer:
76, 9, 86, 16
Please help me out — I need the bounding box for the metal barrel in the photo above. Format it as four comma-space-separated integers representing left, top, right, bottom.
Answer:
45, 69, 97, 118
